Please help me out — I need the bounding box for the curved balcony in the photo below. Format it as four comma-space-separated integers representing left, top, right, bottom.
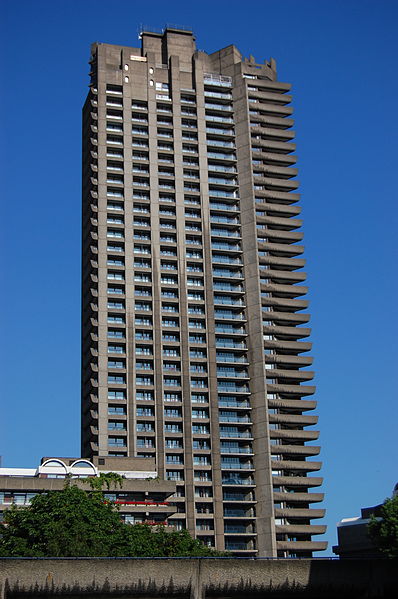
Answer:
276, 540, 327, 552
261, 262, 305, 280
261, 282, 308, 298
259, 229, 303, 244
271, 460, 322, 473
252, 149, 296, 166
267, 398, 317, 411
273, 491, 324, 503
248, 90, 292, 105
256, 207, 302, 223
254, 189, 300, 204
270, 429, 320, 442
275, 508, 325, 519
263, 324, 311, 339
263, 339, 312, 353
265, 355, 313, 369
276, 524, 326, 536
266, 369, 314, 383
272, 475, 323, 488
271, 444, 320, 457
261, 297, 309, 311
257, 214, 302, 230
267, 382, 316, 397
263, 312, 310, 326
251, 138, 296, 154
258, 241, 304, 257
268, 413, 318, 426
251, 114, 294, 129
254, 176, 299, 192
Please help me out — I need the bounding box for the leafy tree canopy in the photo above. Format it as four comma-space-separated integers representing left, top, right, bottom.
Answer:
0, 483, 224, 557
368, 495, 398, 558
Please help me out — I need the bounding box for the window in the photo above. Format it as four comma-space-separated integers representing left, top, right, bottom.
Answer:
156, 82, 169, 91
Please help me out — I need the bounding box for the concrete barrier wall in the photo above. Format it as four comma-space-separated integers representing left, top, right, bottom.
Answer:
0, 558, 396, 598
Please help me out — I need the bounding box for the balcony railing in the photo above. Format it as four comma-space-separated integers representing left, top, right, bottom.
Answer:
222, 478, 254, 486
221, 463, 253, 470
219, 415, 251, 423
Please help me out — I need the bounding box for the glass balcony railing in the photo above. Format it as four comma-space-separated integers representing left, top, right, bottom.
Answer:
222, 478, 254, 486
204, 90, 232, 100
220, 447, 252, 454
204, 74, 232, 87
220, 431, 253, 438
221, 463, 253, 470
214, 288, 244, 296
211, 230, 240, 238
219, 415, 251, 422
206, 115, 234, 124
215, 341, 246, 349
205, 103, 233, 111
206, 127, 234, 136
209, 191, 239, 200
207, 140, 235, 148
218, 400, 250, 408
224, 526, 252, 534
217, 370, 248, 378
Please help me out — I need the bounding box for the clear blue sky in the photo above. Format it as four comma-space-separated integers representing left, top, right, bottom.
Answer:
1, 0, 397, 554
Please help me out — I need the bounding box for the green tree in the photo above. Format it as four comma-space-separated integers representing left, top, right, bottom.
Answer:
0, 484, 225, 557
368, 495, 398, 558
0, 484, 128, 557
83, 471, 124, 491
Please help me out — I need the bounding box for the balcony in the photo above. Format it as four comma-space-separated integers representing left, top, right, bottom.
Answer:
222, 478, 254, 486
221, 447, 253, 455
219, 415, 251, 423
276, 540, 328, 552
221, 462, 253, 470
210, 202, 239, 212
204, 74, 232, 87
214, 297, 245, 307
215, 340, 246, 350
218, 400, 250, 408
204, 90, 232, 100
207, 139, 235, 149
220, 431, 253, 439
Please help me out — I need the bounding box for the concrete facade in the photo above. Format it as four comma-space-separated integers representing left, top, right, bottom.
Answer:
1, 558, 396, 598
81, 27, 326, 557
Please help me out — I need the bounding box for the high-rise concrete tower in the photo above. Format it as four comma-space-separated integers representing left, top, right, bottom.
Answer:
81, 27, 326, 557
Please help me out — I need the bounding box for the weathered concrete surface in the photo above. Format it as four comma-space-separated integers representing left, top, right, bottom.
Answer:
0, 558, 396, 598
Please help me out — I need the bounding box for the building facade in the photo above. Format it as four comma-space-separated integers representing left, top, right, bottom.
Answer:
81, 27, 326, 557
0, 457, 176, 526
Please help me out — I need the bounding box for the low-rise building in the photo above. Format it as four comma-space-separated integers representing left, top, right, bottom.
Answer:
0, 456, 176, 527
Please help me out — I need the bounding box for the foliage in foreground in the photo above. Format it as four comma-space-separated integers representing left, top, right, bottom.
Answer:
0, 484, 224, 557
367, 495, 398, 558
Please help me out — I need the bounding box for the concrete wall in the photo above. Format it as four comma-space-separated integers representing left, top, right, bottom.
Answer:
0, 558, 396, 598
